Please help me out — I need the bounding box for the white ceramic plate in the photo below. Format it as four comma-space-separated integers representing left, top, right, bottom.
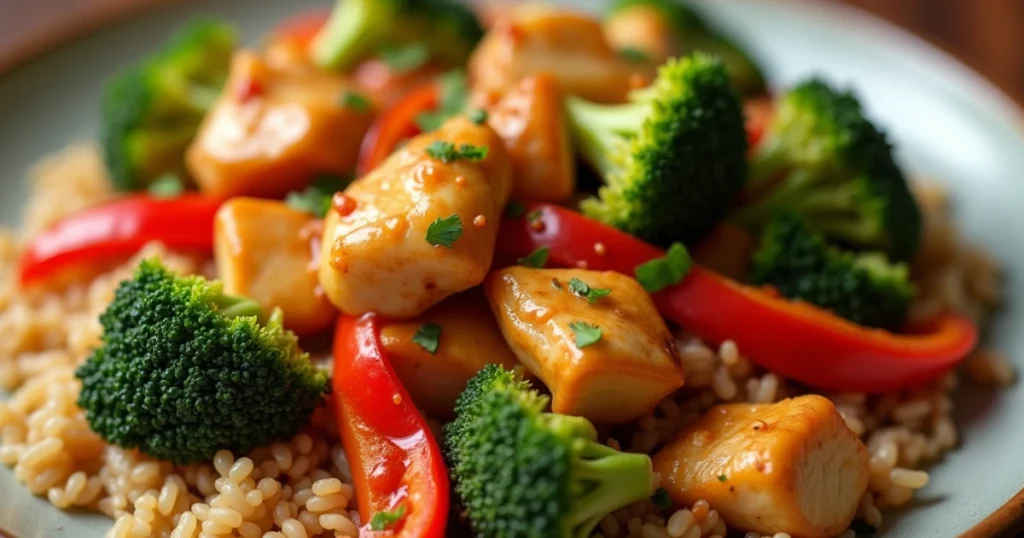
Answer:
1, 1, 1022, 536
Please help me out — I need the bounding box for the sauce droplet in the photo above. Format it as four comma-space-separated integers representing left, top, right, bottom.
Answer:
473, 215, 487, 227
593, 242, 606, 255
332, 193, 358, 217
575, 260, 589, 269
454, 175, 467, 186
529, 220, 546, 233
392, 393, 403, 405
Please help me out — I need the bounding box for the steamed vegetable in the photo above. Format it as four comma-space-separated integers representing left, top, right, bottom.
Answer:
446, 365, 655, 538
567, 54, 747, 246
102, 20, 235, 190
76, 260, 328, 464
311, 0, 484, 72
750, 212, 914, 330
654, 395, 870, 538
485, 266, 683, 423
731, 78, 922, 260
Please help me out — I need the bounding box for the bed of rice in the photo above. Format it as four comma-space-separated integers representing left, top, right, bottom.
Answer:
0, 144, 1014, 538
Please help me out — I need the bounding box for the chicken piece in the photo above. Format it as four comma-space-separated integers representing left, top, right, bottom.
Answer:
653, 395, 870, 538
186, 50, 374, 198
379, 291, 521, 418
603, 3, 676, 66
485, 267, 682, 423
214, 198, 335, 335
468, 5, 638, 105
319, 116, 512, 318
486, 74, 575, 203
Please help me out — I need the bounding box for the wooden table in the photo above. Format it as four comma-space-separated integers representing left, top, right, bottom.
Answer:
1, 0, 1023, 107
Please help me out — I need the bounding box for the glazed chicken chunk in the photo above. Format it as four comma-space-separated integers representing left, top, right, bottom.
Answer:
485, 267, 683, 423
653, 395, 871, 538
469, 4, 639, 105
486, 74, 575, 203
379, 291, 522, 418
186, 50, 374, 198
214, 198, 336, 336
319, 116, 512, 318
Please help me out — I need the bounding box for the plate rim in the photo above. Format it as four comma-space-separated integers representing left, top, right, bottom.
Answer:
0, 0, 1021, 537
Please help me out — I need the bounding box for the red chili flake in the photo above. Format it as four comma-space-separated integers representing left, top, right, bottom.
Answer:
235, 77, 264, 102
332, 193, 358, 217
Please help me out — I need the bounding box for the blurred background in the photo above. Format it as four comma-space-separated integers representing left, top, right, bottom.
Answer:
0, 0, 1022, 106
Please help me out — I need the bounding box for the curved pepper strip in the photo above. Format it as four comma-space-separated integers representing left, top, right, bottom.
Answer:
333, 314, 449, 538
497, 204, 978, 393
356, 83, 438, 176
19, 195, 223, 286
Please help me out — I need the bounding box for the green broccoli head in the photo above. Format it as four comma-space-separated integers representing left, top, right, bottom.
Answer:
445, 365, 654, 538
569, 53, 748, 247
311, 0, 483, 72
102, 19, 235, 191
749, 212, 914, 330
75, 259, 328, 464
732, 77, 922, 260
608, 0, 767, 96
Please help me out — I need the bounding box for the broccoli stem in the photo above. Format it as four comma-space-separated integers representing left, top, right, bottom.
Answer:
565, 96, 647, 176
212, 294, 265, 320
569, 442, 654, 538
312, 0, 391, 71
745, 134, 793, 190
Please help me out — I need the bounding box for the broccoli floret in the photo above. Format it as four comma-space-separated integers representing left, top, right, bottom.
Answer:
731, 77, 922, 260
568, 54, 747, 246
312, 0, 483, 73
749, 212, 914, 330
75, 259, 328, 464
608, 0, 767, 96
445, 365, 654, 538
102, 19, 235, 190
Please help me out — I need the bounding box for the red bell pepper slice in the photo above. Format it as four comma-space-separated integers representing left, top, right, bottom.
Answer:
497, 204, 978, 393
19, 195, 223, 287
333, 314, 449, 538
356, 83, 439, 176
744, 97, 773, 149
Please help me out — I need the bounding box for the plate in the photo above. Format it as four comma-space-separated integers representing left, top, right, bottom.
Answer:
1, 0, 1022, 536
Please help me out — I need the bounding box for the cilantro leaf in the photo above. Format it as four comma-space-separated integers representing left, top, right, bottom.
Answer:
369, 505, 407, 531
717, 474, 728, 482
426, 214, 463, 247
413, 323, 442, 354
285, 174, 350, 218
425, 141, 488, 163
468, 108, 488, 125
568, 321, 602, 348
415, 70, 468, 132
339, 90, 371, 112
147, 173, 185, 198
379, 42, 430, 73
634, 242, 693, 293
619, 46, 650, 63
651, 488, 671, 509
517, 247, 549, 268
568, 277, 612, 304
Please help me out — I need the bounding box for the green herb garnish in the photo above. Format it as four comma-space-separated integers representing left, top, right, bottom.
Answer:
468, 108, 489, 125
413, 323, 442, 354
285, 174, 350, 218
651, 488, 671, 509
369, 505, 407, 531
426, 214, 463, 247
425, 141, 488, 163
379, 42, 430, 73
634, 242, 693, 293
148, 173, 185, 198
619, 46, 650, 63
569, 321, 602, 348
415, 70, 469, 132
517, 247, 549, 268
568, 278, 611, 304
339, 90, 371, 112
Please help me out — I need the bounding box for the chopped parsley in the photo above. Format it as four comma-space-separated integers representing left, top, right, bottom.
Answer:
517, 247, 549, 268
717, 474, 728, 482
285, 174, 350, 218
651, 488, 671, 509
338, 90, 371, 112
619, 46, 650, 64
379, 42, 430, 73
369, 505, 406, 531
425, 141, 488, 163
568, 278, 611, 304
634, 242, 693, 293
147, 173, 185, 198
468, 108, 489, 125
412, 323, 442, 354
505, 200, 526, 218
568, 321, 602, 348
426, 214, 463, 247
416, 70, 469, 132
